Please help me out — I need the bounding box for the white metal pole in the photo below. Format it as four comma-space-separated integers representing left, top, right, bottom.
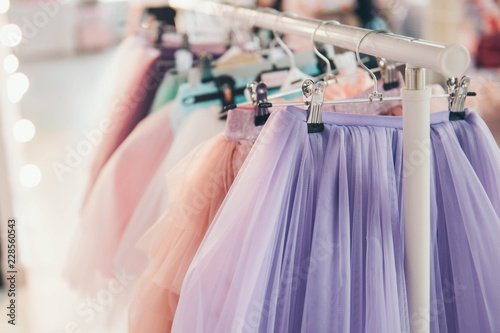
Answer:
402, 66, 431, 333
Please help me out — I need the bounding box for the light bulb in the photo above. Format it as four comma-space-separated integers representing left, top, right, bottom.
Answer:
19, 164, 42, 187
13, 119, 35, 142
8, 72, 29, 95
0, 24, 22, 47
4, 54, 19, 74
7, 72, 29, 102
0, 0, 9, 14
7, 90, 23, 103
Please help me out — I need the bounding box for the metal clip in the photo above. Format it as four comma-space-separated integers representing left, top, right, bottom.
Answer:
447, 76, 470, 120
369, 90, 384, 103
446, 77, 458, 105
214, 75, 235, 108
377, 57, 399, 91
307, 81, 326, 133
200, 53, 213, 83
245, 81, 258, 104
254, 82, 270, 125
302, 79, 315, 104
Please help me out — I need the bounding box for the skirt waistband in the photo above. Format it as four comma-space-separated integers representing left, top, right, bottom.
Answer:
285, 106, 463, 129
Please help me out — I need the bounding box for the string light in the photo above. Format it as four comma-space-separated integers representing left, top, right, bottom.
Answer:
19, 164, 42, 188
7, 72, 29, 102
4, 54, 18, 74
13, 119, 35, 142
0, 24, 22, 47
0, 0, 9, 14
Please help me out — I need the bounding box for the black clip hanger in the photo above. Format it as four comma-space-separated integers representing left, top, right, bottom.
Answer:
315, 43, 337, 75
144, 6, 177, 47
306, 80, 326, 133
199, 53, 214, 83
215, 75, 236, 111
447, 76, 473, 120
377, 57, 399, 91
254, 82, 271, 126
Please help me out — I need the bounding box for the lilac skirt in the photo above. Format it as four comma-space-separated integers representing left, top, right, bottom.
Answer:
172, 106, 500, 333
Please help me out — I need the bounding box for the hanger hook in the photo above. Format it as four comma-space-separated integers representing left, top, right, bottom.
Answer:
273, 11, 297, 69
228, 5, 244, 48
355, 29, 390, 102
312, 20, 339, 82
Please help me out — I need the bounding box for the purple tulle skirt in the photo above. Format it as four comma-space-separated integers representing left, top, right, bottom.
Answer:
172, 106, 500, 333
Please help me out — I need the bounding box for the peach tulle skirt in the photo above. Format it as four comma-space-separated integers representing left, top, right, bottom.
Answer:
128, 133, 254, 333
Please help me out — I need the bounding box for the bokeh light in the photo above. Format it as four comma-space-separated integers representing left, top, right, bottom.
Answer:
13, 119, 36, 142
4, 54, 19, 74
7, 72, 29, 102
0, 24, 22, 47
0, 0, 10, 14
19, 164, 42, 187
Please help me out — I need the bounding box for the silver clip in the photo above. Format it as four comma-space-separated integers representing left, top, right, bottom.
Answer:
307, 81, 326, 125
377, 57, 399, 90
245, 81, 258, 104
446, 77, 457, 109
302, 79, 315, 104
448, 76, 470, 112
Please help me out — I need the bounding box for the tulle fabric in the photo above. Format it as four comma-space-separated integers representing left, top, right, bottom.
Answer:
113, 105, 226, 277
80, 35, 143, 208
83, 42, 162, 208
64, 103, 174, 292
172, 107, 500, 333
324, 68, 373, 100
128, 134, 254, 333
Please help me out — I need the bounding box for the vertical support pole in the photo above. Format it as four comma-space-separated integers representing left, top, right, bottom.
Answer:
402, 66, 431, 333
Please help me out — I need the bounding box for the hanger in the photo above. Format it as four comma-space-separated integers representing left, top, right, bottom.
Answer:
257, 9, 309, 90
226, 81, 271, 125
306, 81, 327, 133
312, 20, 340, 83
376, 57, 400, 90
276, 12, 312, 91
236, 25, 391, 105
315, 43, 337, 75
214, 75, 236, 110
248, 29, 477, 132
355, 29, 391, 103
199, 53, 214, 83
215, 5, 265, 68
254, 82, 271, 125
447, 76, 473, 120
140, 7, 178, 49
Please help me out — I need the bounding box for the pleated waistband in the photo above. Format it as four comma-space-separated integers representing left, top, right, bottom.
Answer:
285, 106, 464, 129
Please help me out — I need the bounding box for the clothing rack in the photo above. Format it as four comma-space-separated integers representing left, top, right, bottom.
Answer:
168, 2, 471, 332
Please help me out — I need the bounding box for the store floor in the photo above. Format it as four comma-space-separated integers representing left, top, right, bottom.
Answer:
4, 48, 128, 333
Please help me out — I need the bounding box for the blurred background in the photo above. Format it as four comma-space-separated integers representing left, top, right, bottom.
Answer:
0, 0, 499, 332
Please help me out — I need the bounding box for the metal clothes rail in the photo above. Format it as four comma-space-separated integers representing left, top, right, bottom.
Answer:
168, 2, 471, 333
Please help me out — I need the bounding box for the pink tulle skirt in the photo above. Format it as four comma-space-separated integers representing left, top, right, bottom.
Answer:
64, 103, 174, 292
82, 40, 160, 208
128, 133, 254, 333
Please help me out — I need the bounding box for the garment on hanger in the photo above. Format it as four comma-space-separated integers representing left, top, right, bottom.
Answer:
128, 107, 264, 333
113, 104, 226, 277
276, 67, 373, 104
150, 70, 187, 113
64, 102, 175, 292
168, 77, 253, 133
82, 39, 171, 210
321, 68, 371, 100
79, 35, 143, 209
171, 107, 500, 333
